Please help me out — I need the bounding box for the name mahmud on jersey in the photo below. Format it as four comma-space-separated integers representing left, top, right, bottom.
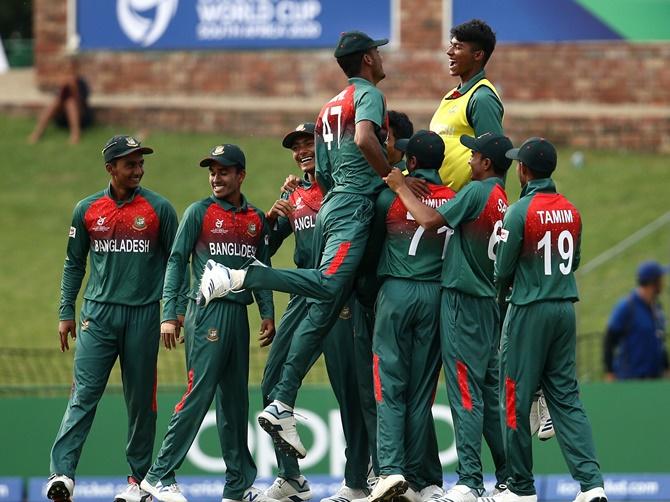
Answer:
92, 239, 151, 253
208, 242, 257, 257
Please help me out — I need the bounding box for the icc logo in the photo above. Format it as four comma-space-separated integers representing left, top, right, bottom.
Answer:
117, 0, 179, 47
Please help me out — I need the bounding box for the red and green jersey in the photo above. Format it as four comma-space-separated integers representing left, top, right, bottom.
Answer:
315, 77, 388, 197
495, 178, 581, 305
59, 185, 178, 320
437, 177, 508, 297
373, 170, 456, 281
162, 194, 274, 321
268, 179, 323, 269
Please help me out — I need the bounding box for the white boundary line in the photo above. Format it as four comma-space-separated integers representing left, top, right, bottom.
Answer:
578, 211, 670, 275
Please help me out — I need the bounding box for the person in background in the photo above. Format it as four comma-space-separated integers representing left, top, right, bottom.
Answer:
29, 58, 93, 145
604, 261, 668, 380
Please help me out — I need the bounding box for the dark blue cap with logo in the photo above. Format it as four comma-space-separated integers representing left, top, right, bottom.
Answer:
199, 143, 246, 169
637, 261, 667, 284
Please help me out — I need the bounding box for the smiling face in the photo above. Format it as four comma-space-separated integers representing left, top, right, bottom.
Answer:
209, 163, 245, 203
107, 151, 144, 192
445, 37, 484, 82
290, 135, 316, 174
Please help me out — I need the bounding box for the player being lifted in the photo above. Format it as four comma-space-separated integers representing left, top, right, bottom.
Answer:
262, 122, 373, 502
197, 30, 427, 502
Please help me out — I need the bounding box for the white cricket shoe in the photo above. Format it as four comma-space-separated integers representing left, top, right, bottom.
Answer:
199, 260, 246, 306
46, 474, 74, 502
257, 401, 307, 459
140, 479, 187, 502
222, 486, 281, 502
365, 474, 409, 502
537, 394, 555, 441
440, 485, 480, 502
264, 476, 312, 502
488, 484, 508, 497
529, 395, 541, 436
397, 487, 422, 502
320, 482, 370, 502
476, 489, 537, 502
573, 487, 607, 502
115, 478, 152, 502
419, 485, 445, 502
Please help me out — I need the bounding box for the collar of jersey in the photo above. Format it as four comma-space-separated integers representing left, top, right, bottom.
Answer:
521, 178, 556, 198
210, 193, 248, 212
105, 184, 141, 206
411, 169, 442, 185
454, 69, 486, 96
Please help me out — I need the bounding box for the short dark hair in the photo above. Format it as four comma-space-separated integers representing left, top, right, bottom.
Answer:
388, 110, 414, 141
337, 50, 365, 78
523, 163, 551, 180
451, 19, 497, 66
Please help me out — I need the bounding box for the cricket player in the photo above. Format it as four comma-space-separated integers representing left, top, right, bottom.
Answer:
488, 137, 607, 502
385, 132, 514, 502
140, 144, 277, 502
430, 19, 503, 191
47, 136, 179, 502
262, 123, 372, 502
370, 130, 455, 502
387, 110, 414, 168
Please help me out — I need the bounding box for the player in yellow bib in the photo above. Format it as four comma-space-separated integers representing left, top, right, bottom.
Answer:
430, 19, 503, 192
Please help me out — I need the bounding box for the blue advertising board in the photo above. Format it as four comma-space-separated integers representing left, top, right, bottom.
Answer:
75, 0, 393, 51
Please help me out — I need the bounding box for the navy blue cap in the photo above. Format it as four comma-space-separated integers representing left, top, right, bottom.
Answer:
637, 261, 667, 284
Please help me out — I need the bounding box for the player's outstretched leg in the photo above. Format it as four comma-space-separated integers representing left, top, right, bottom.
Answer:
199, 260, 245, 306
46, 475, 74, 502
257, 401, 307, 459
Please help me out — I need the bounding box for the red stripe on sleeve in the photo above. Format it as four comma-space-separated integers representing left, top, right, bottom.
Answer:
325, 241, 352, 276
505, 376, 517, 430
373, 353, 383, 403
456, 361, 473, 411
174, 369, 194, 413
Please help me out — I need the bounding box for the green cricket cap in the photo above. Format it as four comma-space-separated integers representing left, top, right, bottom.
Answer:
282, 122, 316, 149
394, 130, 445, 170
334, 30, 389, 58
199, 143, 246, 169
102, 135, 153, 163
460, 132, 514, 172
506, 137, 557, 174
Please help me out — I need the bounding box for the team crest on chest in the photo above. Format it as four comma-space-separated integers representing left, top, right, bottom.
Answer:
247, 222, 257, 236
132, 216, 146, 231
206, 328, 219, 342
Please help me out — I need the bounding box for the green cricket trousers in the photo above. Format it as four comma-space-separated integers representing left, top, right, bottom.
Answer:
50, 300, 160, 481
261, 294, 371, 489
500, 301, 603, 496
441, 288, 507, 491
244, 193, 375, 410
146, 299, 256, 500
373, 279, 443, 491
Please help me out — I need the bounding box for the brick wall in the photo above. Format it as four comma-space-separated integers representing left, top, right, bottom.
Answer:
31, 0, 670, 151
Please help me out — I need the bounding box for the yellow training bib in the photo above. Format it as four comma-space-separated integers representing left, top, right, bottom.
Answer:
430, 79, 501, 191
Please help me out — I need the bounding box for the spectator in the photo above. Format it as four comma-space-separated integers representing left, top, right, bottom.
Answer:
28, 58, 92, 144
604, 261, 669, 380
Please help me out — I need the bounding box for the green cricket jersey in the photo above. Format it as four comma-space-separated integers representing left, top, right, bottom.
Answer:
374, 170, 456, 281
162, 194, 274, 321
437, 177, 508, 297
495, 178, 581, 305
315, 77, 388, 197
268, 179, 322, 268
59, 185, 178, 321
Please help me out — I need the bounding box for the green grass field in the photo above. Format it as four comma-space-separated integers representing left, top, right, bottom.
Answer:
1, 114, 669, 389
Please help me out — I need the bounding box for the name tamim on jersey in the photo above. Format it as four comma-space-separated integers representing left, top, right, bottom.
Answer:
92, 239, 151, 253
209, 242, 257, 257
